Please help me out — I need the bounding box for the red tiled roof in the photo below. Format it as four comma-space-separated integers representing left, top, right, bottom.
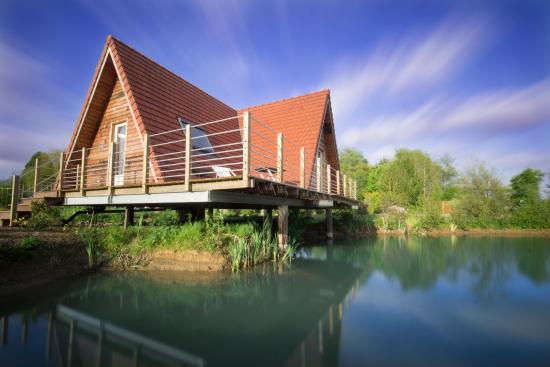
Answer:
67, 36, 335, 185
238, 90, 331, 187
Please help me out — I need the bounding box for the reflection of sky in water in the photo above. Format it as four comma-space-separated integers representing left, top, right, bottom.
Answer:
1, 236, 550, 367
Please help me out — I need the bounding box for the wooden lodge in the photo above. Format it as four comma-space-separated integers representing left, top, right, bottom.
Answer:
1, 36, 359, 246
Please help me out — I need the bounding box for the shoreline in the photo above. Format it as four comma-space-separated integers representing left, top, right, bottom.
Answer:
2, 226, 549, 297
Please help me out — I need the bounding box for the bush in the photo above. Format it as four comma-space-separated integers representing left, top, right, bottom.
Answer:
27, 201, 62, 228
21, 236, 41, 249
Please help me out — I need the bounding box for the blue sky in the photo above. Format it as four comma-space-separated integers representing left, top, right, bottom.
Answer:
1, 0, 549, 183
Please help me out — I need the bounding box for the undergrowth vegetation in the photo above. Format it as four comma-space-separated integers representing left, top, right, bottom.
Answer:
75, 213, 297, 271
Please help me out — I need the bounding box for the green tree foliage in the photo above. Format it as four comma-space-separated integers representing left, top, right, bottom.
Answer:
509, 169, 548, 228
451, 163, 510, 228
377, 149, 442, 210
339, 148, 370, 199
20, 150, 61, 191
510, 168, 543, 207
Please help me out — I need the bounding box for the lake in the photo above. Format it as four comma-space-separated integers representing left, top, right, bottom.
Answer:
1, 236, 550, 366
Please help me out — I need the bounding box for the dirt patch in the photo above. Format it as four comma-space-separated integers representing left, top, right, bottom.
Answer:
144, 249, 227, 272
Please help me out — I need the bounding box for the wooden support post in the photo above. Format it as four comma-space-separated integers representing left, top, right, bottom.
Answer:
75, 164, 80, 190
336, 170, 340, 196
9, 175, 19, 227
343, 175, 347, 197
124, 207, 134, 229
142, 134, 149, 194
349, 179, 353, 199
354, 180, 357, 199
80, 148, 86, 196
300, 147, 305, 189
184, 124, 192, 191
33, 157, 39, 195
277, 132, 283, 183
278, 205, 288, 250
264, 207, 273, 230
316, 158, 321, 192
58, 152, 64, 195
207, 207, 214, 219
326, 208, 333, 240
107, 142, 114, 194
176, 208, 188, 224
327, 164, 331, 194
242, 111, 251, 186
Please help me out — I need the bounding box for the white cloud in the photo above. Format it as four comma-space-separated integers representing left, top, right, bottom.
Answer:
325, 17, 488, 123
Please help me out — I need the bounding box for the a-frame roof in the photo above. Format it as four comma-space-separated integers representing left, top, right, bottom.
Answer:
66, 36, 338, 182
67, 35, 237, 156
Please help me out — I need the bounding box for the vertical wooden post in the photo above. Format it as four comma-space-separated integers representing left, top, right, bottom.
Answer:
184, 124, 192, 191
327, 164, 331, 194
75, 164, 80, 189
277, 132, 283, 182
142, 134, 150, 194
354, 181, 357, 199
343, 175, 347, 197
299, 147, 305, 189
336, 170, 340, 196
80, 148, 86, 196
316, 157, 321, 192
124, 207, 134, 229
107, 142, 114, 194
9, 175, 20, 227
242, 111, 251, 186
58, 152, 64, 195
278, 205, 288, 250
349, 179, 353, 199
33, 158, 39, 195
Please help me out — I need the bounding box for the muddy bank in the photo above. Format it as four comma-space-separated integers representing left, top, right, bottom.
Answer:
0, 228, 89, 297
0, 228, 229, 296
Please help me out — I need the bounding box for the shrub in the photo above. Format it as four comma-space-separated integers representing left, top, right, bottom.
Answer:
27, 201, 62, 228
21, 236, 41, 249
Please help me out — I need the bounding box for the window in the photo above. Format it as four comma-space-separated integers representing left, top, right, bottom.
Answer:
178, 117, 214, 154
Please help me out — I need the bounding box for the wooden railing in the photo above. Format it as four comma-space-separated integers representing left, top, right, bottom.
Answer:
50, 111, 358, 200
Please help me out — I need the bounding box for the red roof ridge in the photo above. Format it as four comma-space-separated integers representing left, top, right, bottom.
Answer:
240, 89, 330, 111
107, 35, 235, 113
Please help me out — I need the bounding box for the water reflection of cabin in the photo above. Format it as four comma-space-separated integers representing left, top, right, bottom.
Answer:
3, 36, 359, 245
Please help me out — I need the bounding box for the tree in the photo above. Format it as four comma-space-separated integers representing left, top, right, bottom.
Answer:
339, 148, 370, 199
377, 149, 442, 210
438, 154, 458, 200
510, 168, 544, 207
451, 163, 509, 228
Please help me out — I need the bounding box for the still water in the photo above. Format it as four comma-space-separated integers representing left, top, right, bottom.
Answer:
1, 236, 550, 367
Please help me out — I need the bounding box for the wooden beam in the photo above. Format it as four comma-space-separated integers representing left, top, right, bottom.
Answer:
9, 175, 20, 227
336, 170, 340, 196
278, 205, 288, 250
277, 132, 283, 182
327, 164, 331, 194
184, 124, 192, 191
316, 158, 321, 192
80, 148, 86, 196
142, 133, 149, 194
33, 158, 39, 195
75, 164, 80, 190
242, 111, 251, 186
300, 147, 305, 189
58, 152, 64, 195
124, 206, 134, 229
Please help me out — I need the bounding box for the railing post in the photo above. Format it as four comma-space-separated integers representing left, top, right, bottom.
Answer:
343, 175, 347, 197
58, 152, 64, 195
300, 147, 305, 189
75, 164, 80, 190
242, 111, 251, 186
107, 142, 114, 194
9, 175, 20, 227
316, 158, 321, 192
142, 134, 149, 194
184, 124, 192, 191
349, 179, 353, 199
336, 170, 340, 196
277, 132, 283, 183
80, 147, 86, 196
327, 164, 331, 194
354, 180, 358, 200
33, 158, 39, 195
